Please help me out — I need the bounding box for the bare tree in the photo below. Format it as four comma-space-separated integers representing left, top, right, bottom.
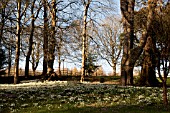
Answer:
47, 0, 57, 75
95, 16, 122, 76
14, 0, 22, 84
14, 0, 29, 83
25, 0, 41, 78
81, 0, 91, 82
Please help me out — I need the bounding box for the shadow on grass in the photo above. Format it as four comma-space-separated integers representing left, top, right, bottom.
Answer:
12, 104, 170, 113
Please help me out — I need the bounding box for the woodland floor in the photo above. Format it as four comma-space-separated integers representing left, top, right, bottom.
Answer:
0, 80, 170, 113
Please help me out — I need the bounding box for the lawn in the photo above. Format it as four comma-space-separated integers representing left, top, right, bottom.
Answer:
0, 81, 170, 113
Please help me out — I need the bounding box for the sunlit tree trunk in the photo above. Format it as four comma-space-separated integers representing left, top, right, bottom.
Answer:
48, 0, 56, 74
81, 0, 91, 82
14, 0, 21, 84
120, 0, 135, 85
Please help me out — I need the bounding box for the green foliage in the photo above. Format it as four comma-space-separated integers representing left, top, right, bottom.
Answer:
85, 53, 99, 76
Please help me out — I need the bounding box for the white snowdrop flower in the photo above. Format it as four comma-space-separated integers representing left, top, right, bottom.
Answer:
38, 105, 42, 108
103, 97, 110, 101
33, 103, 38, 106
77, 97, 83, 101
29, 96, 34, 99
10, 103, 15, 107
21, 103, 29, 107
57, 95, 62, 98
69, 97, 75, 102
138, 95, 145, 99
0, 104, 3, 107
50, 94, 56, 99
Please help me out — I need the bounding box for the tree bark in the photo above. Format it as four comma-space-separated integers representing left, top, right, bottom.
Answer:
120, 0, 157, 86
112, 63, 116, 76
140, 36, 159, 86
0, 8, 5, 51
7, 46, 12, 76
0, 6, 5, 70
56, 36, 61, 77
48, 0, 56, 74
25, 0, 36, 78
14, 0, 21, 84
42, 0, 48, 77
81, 0, 91, 82
120, 0, 135, 85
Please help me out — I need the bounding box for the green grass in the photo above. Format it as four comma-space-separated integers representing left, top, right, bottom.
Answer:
15, 104, 170, 113
0, 81, 170, 113
166, 78, 170, 86
157, 77, 170, 86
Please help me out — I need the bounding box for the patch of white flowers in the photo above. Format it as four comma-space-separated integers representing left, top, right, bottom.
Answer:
0, 81, 169, 112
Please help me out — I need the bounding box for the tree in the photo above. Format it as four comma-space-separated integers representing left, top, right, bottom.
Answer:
120, 0, 157, 85
72, 67, 79, 76
120, 0, 135, 85
85, 53, 99, 76
80, 0, 114, 82
155, 1, 170, 106
31, 35, 41, 76
96, 16, 122, 76
0, 0, 8, 70
0, 48, 7, 70
42, 0, 48, 77
14, 0, 29, 84
81, 0, 91, 82
47, 0, 57, 74
14, 0, 22, 84
134, 1, 162, 86
0, 0, 16, 76
24, 0, 41, 78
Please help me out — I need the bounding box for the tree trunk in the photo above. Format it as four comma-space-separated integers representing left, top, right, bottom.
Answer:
25, 0, 36, 78
112, 63, 116, 76
58, 58, 61, 77
120, 0, 135, 85
0, 7, 5, 69
140, 36, 159, 86
8, 46, 12, 76
120, 0, 157, 86
42, 0, 48, 77
0, 8, 5, 52
31, 38, 40, 76
81, 0, 91, 82
48, 0, 56, 74
14, 1, 21, 84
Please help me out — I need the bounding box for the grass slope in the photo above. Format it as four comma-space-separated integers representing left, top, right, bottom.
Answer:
0, 81, 170, 113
